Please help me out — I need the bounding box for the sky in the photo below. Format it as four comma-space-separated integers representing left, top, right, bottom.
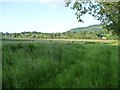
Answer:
0, 0, 101, 33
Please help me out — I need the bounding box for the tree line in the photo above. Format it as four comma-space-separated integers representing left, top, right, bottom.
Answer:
2, 29, 118, 40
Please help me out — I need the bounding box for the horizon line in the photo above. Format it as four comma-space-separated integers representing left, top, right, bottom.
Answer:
2, 24, 101, 34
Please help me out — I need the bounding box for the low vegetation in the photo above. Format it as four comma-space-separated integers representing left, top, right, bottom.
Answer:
2, 40, 118, 88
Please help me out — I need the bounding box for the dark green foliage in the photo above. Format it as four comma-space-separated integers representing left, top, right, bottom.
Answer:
28, 43, 35, 53
2, 41, 118, 88
49, 40, 52, 42
84, 41, 95, 44
65, 1, 119, 34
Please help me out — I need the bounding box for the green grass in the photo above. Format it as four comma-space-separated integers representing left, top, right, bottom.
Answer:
2, 41, 118, 88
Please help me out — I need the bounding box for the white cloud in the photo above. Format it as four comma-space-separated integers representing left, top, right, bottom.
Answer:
0, 0, 120, 2
0, 0, 64, 3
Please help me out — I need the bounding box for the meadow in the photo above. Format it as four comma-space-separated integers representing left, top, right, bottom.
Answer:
2, 39, 118, 88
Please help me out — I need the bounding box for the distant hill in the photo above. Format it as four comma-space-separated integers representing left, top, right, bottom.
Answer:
66, 24, 103, 33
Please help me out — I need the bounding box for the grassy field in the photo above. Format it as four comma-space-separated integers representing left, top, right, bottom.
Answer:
2, 39, 118, 88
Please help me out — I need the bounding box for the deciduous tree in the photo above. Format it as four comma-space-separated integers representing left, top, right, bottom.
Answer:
65, 0, 119, 34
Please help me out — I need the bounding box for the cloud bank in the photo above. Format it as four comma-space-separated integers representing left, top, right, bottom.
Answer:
0, 0, 119, 2
0, 0, 63, 2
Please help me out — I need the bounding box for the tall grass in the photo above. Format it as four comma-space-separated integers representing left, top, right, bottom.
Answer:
2, 41, 118, 88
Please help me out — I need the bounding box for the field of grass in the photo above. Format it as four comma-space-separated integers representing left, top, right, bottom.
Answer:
2, 40, 118, 88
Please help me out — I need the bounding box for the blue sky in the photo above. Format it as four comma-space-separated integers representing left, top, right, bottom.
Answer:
0, 0, 100, 33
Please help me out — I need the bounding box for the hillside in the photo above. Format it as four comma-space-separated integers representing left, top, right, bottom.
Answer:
67, 24, 103, 33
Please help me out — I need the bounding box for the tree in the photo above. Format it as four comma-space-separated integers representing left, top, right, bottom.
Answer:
50, 34, 54, 39
65, 0, 119, 34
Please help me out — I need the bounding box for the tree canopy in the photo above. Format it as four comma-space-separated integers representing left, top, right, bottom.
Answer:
65, 0, 120, 34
